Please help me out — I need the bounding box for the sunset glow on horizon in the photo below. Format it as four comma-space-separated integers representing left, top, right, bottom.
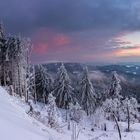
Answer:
121, 32, 140, 46
114, 31, 140, 57
116, 47, 140, 57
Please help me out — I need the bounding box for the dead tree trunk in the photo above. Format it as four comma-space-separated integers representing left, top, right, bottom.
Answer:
71, 122, 77, 140
126, 104, 130, 132
113, 113, 122, 140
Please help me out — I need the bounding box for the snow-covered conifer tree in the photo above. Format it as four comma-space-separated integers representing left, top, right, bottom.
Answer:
103, 71, 122, 120
27, 65, 37, 103
108, 71, 122, 99
79, 67, 97, 115
35, 64, 53, 103
0, 22, 4, 38
0, 23, 4, 85
45, 93, 62, 128
53, 63, 75, 109
44, 68, 53, 103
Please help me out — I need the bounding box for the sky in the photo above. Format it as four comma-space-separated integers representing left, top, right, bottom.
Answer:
0, 0, 140, 64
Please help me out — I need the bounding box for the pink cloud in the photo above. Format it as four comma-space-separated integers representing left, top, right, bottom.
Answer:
34, 43, 48, 54
52, 34, 70, 46
31, 28, 72, 55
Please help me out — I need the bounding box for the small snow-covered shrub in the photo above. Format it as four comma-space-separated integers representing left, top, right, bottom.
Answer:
40, 93, 62, 129
69, 103, 85, 124
91, 107, 106, 130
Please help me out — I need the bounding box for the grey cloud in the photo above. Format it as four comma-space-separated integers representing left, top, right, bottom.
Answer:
0, 0, 140, 35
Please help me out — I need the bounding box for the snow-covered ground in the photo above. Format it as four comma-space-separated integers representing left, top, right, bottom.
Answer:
0, 86, 87, 140
0, 86, 51, 140
1, 86, 140, 140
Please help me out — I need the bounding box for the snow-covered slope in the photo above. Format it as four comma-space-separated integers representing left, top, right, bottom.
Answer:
1, 86, 140, 140
0, 86, 87, 140
0, 86, 51, 140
